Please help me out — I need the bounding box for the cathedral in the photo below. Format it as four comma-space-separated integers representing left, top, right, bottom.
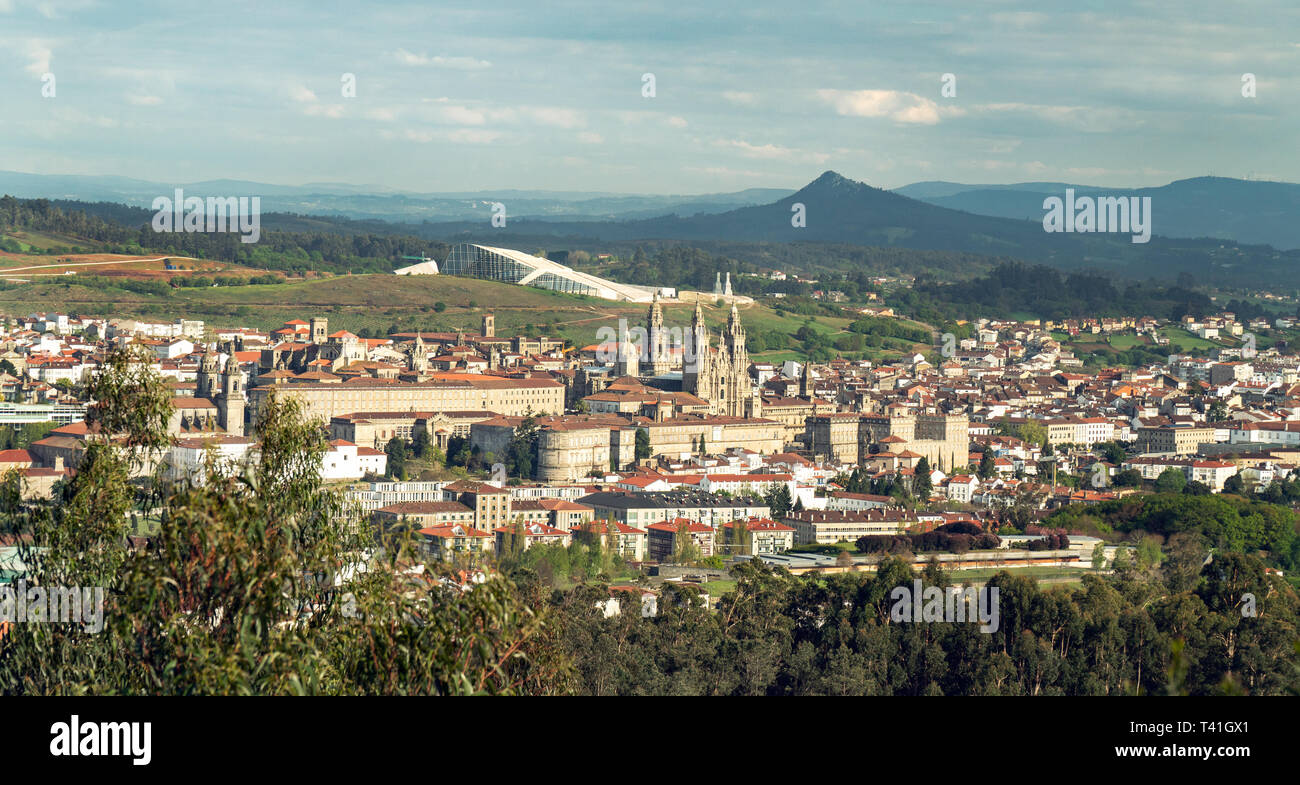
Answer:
683, 301, 761, 418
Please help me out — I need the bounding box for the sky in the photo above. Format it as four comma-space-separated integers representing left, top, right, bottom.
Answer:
1, 0, 1297, 194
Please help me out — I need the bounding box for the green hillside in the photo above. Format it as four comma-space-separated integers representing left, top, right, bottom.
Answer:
0, 272, 906, 362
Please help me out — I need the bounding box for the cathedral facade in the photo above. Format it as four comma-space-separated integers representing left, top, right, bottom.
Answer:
683, 302, 761, 418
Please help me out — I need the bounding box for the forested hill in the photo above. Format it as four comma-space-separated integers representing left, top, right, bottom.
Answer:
0, 195, 449, 275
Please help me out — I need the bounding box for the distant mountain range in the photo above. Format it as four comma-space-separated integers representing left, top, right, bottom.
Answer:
893, 177, 1300, 250
0, 170, 791, 223
9, 169, 1300, 290
6, 168, 1297, 249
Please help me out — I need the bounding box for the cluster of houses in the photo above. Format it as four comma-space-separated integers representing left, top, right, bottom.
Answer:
7, 299, 1300, 569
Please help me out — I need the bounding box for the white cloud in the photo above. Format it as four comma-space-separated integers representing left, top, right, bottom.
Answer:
816, 89, 957, 125
440, 104, 487, 125
394, 49, 491, 70
126, 94, 163, 106
304, 104, 344, 118
976, 102, 1138, 132
684, 165, 767, 178
721, 91, 757, 105
989, 12, 1048, 28
290, 84, 342, 118
24, 41, 52, 77
577, 131, 603, 144
523, 106, 585, 129
718, 139, 829, 164
447, 128, 502, 144
666, 116, 688, 128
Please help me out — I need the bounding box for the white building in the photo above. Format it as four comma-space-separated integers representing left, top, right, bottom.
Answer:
165, 436, 256, 483
322, 439, 387, 480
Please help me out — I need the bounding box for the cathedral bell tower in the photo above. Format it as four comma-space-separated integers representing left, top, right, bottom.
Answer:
218, 355, 246, 436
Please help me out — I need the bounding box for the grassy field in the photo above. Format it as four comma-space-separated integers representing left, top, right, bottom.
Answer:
1156, 325, 1230, 351
702, 579, 738, 598
0, 228, 90, 253
0, 272, 866, 353
1104, 334, 1152, 349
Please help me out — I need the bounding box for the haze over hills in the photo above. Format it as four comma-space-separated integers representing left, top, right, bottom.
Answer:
9, 170, 1300, 291
0, 171, 791, 223
7, 168, 1297, 250
894, 177, 1300, 250
393, 171, 1150, 264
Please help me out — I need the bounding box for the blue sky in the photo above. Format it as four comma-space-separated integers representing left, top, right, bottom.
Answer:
1, 0, 1296, 193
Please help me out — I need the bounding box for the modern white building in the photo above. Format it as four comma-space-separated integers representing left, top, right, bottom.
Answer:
440, 243, 662, 302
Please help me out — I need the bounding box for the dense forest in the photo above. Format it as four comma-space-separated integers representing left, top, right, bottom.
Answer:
890, 262, 1217, 323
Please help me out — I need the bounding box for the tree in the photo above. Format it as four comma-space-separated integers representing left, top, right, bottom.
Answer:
672, 521, 702, 564
729, 518, 751, 557
410, 421, 431, 459
1223, 472, 1246, 495
977, 450, 995, 480
634, 427, 651, 460
506, 414, 541, 480
1099, 441, 1126, 466
0, 371, 573, 696
913, 457, 933, 500
1136, 535, 1164, 570
764, 483, 793, 518
385, 436, 409, 479
1114, 468, 1144, 487
1091, 542, 1107, 570
1018, 421, 1047, 448
1154, 467, 1187, 494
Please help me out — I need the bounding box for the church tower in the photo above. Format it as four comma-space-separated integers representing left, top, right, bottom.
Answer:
617, 322, 638, 377
683, 300, 712, 401
198, 351, 220, 399
643, 292, 672, 376
218, 356, 245, 436
410, 332, 427, 373
310, 317, 328, 345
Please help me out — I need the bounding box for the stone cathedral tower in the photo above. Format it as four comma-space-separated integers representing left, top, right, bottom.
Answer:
643, 292, 673, 376
684, 302, 759, 417
218, 355, 246, 436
